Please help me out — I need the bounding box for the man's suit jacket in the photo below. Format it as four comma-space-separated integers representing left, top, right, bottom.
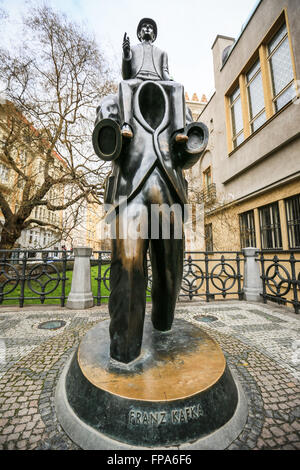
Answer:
95, 57, 208, 221
103, 115, 207, 222
122, 43, 170, 81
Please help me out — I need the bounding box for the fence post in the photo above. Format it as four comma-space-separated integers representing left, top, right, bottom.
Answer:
242, 247, 262, 302
66, 247, 94, 309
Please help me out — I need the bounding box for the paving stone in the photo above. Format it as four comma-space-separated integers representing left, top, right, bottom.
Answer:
19, 416, 31, 424
2, 425, 14, 435
17, 408, 28, 417
0, 302, 299, 450
291, 421, 300, 431
270, 427, 285, 437
265, 439, 277, 448
282, 423, 295, 433
262, 429, 273, 439
16, 440, 27, 449
281, 444, 296, 450
6, 433, 20, 442
14, 424, 26, 433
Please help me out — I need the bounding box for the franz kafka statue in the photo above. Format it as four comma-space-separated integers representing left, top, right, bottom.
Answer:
93, 18, 208, 364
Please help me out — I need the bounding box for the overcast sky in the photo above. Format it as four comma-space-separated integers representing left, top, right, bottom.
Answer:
2, 0, 258, 99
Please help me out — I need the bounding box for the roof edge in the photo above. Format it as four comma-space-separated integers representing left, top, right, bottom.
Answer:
211, 35, 235, 50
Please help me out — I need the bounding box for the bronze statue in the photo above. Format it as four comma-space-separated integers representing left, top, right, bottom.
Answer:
93, 18, 208, 363
120, 18, 188, 143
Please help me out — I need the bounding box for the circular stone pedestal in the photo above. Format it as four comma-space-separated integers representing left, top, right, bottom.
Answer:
56, 317, 248, 449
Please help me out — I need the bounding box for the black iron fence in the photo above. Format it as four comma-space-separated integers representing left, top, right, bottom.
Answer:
0, 248, 299, 314
92, 250, 244, 305
180, 251, 244, 301
258, 250, 300, 314
93, 251, 111, 306
0, 249, 72, 307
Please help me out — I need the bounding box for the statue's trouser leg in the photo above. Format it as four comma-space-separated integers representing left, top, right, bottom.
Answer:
150, 231, 184, 332
161, 81, 186, 132
108, 167, 184, 362
109, 200, 149, 364
119, 79, 141, 127
147, 165, 184, 331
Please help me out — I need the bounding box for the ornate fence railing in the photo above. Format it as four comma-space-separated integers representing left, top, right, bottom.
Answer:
93, 250, 244, 305
0, 249, 72, 307
180, 251, 244, 301
93, 251, 111, 306
258, 250, 300, 314
1, 248, 299, 313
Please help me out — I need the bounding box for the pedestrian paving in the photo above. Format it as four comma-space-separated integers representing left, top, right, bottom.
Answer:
0, 300, 299, 450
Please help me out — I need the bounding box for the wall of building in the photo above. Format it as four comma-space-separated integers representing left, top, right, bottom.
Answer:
189, 0, 300, 254
205, 178, 300, 251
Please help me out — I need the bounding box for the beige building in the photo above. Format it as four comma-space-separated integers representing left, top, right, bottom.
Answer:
86, 201, 110, 252
66, 197, 110, 252
185, 92, 208, 121
186, 0, 300, 255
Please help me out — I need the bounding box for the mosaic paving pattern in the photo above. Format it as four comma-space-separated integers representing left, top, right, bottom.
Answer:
0, 301, 299, 450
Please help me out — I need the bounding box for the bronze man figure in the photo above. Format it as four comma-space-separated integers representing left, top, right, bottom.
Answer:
120, 18, 189, 143
93, 18, 208, 364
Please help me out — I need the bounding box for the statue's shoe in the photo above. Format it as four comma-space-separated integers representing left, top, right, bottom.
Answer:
121, 125, 133, 139
175, 133, 189, 143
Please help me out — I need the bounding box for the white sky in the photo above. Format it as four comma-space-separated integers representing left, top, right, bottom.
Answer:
1, 0, 258, 100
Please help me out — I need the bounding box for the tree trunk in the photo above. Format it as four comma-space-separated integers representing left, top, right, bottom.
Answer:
0, 219, 24, 284
0, 218, 23, 254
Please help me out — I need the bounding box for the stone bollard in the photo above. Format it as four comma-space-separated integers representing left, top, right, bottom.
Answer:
242, 247, 263, 302
66, 247, 94, 309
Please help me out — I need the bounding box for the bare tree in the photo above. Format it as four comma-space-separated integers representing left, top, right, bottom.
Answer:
0, 3, 116, 251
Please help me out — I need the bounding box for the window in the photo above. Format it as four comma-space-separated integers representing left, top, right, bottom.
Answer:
205, 223, 213, 252
246, 59, 266, 132
267, 23, 294, 112
239, 210, 256, 248
230, 86, 244, 148
285, 194, 300, 249
203, 167, 212, 188
226, 16, 295, 152
259, 202, 282, 249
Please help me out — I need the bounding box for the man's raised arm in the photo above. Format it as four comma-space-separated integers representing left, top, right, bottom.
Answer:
122, 32, 132, 80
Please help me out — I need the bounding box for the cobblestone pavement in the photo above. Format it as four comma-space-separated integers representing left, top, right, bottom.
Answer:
0, 300, 299, 450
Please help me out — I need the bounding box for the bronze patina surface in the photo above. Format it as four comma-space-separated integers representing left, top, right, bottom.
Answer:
78, 318, 226, 401
65, 317, 238, 447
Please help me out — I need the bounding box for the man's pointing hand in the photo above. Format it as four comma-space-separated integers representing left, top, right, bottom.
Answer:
123, 32, 131, 59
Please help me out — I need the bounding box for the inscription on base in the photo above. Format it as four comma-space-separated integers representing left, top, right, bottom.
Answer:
129, 404, 204, 426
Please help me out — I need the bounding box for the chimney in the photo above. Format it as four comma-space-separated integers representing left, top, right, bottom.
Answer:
211, 35, 235, 87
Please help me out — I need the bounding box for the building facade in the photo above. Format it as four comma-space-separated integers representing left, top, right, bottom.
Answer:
187, 0, 300, 255
185, 92, 207, 121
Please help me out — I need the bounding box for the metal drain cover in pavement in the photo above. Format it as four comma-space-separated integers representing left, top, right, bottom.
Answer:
194, 315, 218, 323
38, 320, 66, 330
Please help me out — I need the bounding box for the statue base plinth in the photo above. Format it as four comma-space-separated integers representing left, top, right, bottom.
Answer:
55, 317, 248, 449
